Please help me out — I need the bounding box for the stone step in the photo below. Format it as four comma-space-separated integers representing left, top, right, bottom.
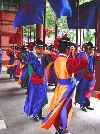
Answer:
0, 120, 7, 130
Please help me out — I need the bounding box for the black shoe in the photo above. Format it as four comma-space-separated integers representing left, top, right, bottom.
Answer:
86, 106, 94, 110
60, 129, 71, 134
80, 106, 87, 112
55, 132, 59, 134
39, 116, 45, 120
55, 128, 63, 134
33, 116, 40, 121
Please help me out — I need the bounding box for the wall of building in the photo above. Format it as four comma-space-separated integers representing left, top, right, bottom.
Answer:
0, 10, 22, 64
95, 10, 100, 91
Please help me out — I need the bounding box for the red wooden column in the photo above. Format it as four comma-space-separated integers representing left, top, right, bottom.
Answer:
96, 11, 100, 52
95, 10, 100, 91
36, 0, 46, 42
0, 35, 1, 47
36, 25, 43, 41
20, 27, 23, 45
16, 27, 23, 46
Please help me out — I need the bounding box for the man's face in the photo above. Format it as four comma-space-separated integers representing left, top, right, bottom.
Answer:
35, 47, 44, 57
82, 46, 86, 51
86, 46, 93, 54
69, 46, 76, 53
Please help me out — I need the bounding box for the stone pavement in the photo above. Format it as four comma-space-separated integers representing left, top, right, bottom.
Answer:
0, 72, 100, 134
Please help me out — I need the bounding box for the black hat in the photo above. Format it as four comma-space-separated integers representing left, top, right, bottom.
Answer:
35, 40, 45, 48
87, 42, 94, 48
62, 34, 70, 42
58, 39, 69, 53
82, 43, 87, 47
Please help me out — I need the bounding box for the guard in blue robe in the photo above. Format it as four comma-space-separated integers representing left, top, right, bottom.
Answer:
24, 40, 48, 120
75, 44, 90, 112
20, 43, 36, 89
7, 50, 16, 79
75, 43, 95, 111
84, 42, 96, 110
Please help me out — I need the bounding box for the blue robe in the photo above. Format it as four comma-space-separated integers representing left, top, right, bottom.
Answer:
87, 55, 96, 98
24, 54, 48, 117
20, 51, 35, 88
75, 51, 89, 106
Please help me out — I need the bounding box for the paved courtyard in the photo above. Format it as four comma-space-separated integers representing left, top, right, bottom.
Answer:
0, 71, 100, 134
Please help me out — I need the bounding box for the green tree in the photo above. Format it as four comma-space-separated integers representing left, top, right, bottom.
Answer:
84, 30, 95, 43
46, 3, 55, 29
79, 0, 93, 5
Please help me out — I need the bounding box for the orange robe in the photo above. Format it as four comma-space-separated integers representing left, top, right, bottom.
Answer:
41, 55, 75, 129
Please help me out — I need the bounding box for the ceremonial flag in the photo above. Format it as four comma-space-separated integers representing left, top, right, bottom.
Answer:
67, 0, 96, 29
13, 0, 44, 27
67, 0, 77, 29
48, 0, 72, 17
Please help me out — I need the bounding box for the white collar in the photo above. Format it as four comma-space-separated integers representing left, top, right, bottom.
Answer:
59, 53, 67, 58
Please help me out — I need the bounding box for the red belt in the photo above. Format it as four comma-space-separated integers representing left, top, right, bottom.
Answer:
31, 74, 44, 84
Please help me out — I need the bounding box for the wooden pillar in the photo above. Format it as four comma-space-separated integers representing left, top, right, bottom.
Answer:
36, 0, 46, 43
95, 9, 100, 91
96, 11, 100, 52
16, 27, 23, 46
36, 24, 43, 41
0, 35, 1, 47
76, 0, 79, 45
55, 17, 58, 39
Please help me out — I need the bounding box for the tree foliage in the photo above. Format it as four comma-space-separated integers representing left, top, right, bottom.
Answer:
84, 29, 95, 43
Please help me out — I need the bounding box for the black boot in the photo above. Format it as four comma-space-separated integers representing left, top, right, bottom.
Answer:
60, 129, 72, 134
80, 105, 87, 112
33, 116, 40, 121
85, 98, 94, 110
55, 128, 63, 134
38, 109, 45, 120
55, 132, 59, 134
86, 106, 94, 110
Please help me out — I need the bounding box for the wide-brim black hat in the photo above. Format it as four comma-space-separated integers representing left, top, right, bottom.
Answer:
35, 40, 46, 48
87, 42, 94, 48
58, 39, 70, 50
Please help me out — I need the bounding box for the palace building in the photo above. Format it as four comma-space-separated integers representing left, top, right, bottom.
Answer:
0, 0, 22, 63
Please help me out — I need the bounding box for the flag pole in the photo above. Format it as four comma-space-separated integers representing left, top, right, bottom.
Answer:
95, 2, 98, 49
76, 0, 79, 45
83, 0, 85, 44
43, 0, 46, 44
55, 17, 58, 39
